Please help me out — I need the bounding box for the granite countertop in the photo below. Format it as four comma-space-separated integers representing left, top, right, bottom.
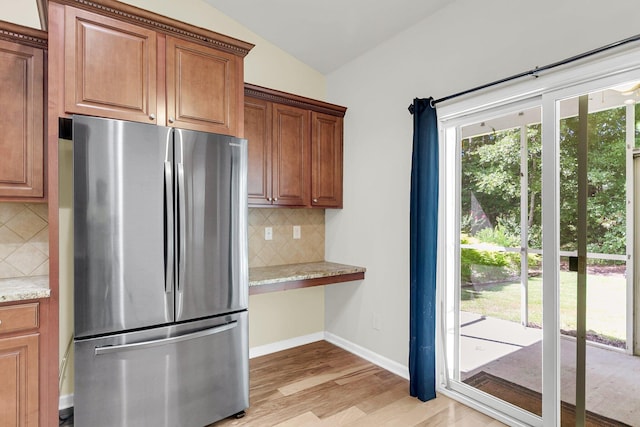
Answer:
0, 276, 50, 303
249, 261, 366, 287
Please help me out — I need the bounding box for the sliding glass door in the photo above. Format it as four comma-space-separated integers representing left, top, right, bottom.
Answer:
441, 69, 640, 426
552, 82, 636, 426
444, 102, 545, 426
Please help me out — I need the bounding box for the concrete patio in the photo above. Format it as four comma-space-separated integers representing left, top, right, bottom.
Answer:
458, 312, 640, 426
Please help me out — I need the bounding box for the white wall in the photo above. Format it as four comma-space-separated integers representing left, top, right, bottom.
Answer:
0, 0, 41, 29
324, 0, 640, 368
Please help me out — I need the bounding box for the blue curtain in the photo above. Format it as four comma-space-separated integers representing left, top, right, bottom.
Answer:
408, 98, 438, 402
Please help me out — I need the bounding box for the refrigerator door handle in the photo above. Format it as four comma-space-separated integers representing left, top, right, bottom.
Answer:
164, 161, 174, 293
93, 321, 238, 356
177, 162, 186, 291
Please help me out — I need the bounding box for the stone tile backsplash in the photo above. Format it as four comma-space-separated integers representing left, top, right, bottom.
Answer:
0, 203, 49, 279
248, 208, 324, 268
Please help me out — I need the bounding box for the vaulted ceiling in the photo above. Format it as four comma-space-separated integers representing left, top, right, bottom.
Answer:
204, 0, 453, 74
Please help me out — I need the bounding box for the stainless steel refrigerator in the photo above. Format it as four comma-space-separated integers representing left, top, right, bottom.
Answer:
72, 115, 249, 427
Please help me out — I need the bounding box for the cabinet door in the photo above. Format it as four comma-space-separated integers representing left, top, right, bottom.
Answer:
311, 112, 343, 208
0, 39, 44, 199
245, 97, 273, 205
0, 334, 39, 427
166, 36, 238, 135
64, 7, 158, 123
272, 104, 310, 207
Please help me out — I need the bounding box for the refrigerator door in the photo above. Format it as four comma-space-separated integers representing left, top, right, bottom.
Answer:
73, 115, 175, 338
174, 129, 248, 321
74, 312, 249, 427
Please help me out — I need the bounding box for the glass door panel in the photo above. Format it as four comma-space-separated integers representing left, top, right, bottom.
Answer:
557, 85, 635, 426
457, 107, 544, 422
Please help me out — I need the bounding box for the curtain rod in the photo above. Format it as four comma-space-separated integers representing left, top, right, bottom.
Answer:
430, 32, 640, 106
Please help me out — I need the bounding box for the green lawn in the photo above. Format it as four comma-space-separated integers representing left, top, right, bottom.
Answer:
461, 271, 627, 344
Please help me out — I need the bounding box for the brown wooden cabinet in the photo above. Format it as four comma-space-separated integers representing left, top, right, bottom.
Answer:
0, 302, 40, 427
311, 112, 343, 208
245, 97, 272, 205
166, 36, 240, 134
64, 7, 158, 124
272, 103, 310, 206
245, 84, 346, 208
0, 22, 46, 200
57, 0, 252, 135
244, 98, 310, 206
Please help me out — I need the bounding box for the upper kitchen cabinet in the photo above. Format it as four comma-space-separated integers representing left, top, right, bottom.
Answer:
245, 84, 346, 208
271, 103, 310, 206
0, 21, 46, 200
165, 36, 240, 134
51, 0, 253, 136
311, 112, 343, 208
63, 7, 157, 124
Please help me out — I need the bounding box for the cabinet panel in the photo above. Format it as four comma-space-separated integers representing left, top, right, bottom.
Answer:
311, 112, 343, 208
0, 303, 39, 335
64, 7, 157, 123
0, 38, 44, 198
0, 334, 39, 427
166, 36, 237, 135
245, 98, 272, 205
272, 104, 310, 207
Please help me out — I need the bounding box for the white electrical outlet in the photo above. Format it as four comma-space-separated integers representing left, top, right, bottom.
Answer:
293, 225, 301, 239
264, 227, 273, 240
372, 313, 381, 331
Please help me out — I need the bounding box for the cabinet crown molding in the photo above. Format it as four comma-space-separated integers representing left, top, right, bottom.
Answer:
50, 0, 254, 57
245, 84, 347, 118
0, 20, 47, 49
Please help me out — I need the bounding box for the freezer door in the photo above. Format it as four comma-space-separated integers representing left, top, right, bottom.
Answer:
73, 115, 175, 338
74, 312, 249, 427
174, 129, 248, 321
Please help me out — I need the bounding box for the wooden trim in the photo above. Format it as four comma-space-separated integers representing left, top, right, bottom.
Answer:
0, 20, 47, 49
249, 272, 364, 295
49, 0, 254, 57
45, 3, 65, 426
245, 83, 347, 118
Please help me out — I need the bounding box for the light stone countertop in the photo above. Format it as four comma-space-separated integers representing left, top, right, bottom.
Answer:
249, 261, 366, 287
0, 276, 50, 303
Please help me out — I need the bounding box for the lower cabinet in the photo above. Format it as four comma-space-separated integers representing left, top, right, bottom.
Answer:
0, 302, 40, 427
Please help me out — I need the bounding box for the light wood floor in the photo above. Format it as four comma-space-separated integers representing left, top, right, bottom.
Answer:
210, 341, 505, 427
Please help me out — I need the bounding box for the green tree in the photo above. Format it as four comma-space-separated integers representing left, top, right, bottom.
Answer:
461, 104, 628, 264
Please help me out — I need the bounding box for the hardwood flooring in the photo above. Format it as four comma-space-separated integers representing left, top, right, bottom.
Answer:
210, 341, 505, 427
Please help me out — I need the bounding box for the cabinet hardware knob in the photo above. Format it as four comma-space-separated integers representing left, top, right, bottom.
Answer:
0, 319, 2, 325
274, 198, 278, 202
149, 114, 156, 120
169, 117, 175, 123
313, 199, 318, 203
267, 197, 272, 202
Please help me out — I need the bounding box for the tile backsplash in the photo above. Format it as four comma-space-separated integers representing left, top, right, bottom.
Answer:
248, 208, 324, 268
0, 203, 49, 279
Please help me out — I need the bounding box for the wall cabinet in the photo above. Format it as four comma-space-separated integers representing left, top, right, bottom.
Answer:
0, 302, 40, 427
57, 0, 252, 136
244, 84, 346, 208
64, 7, 158, 124
0, 22, 47, 200
311, 112, 343, 208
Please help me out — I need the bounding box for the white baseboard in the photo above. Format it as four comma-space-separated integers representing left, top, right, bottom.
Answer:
249, 332, 325, 358
59, 393, 74, 410
324, 332, 409, 379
